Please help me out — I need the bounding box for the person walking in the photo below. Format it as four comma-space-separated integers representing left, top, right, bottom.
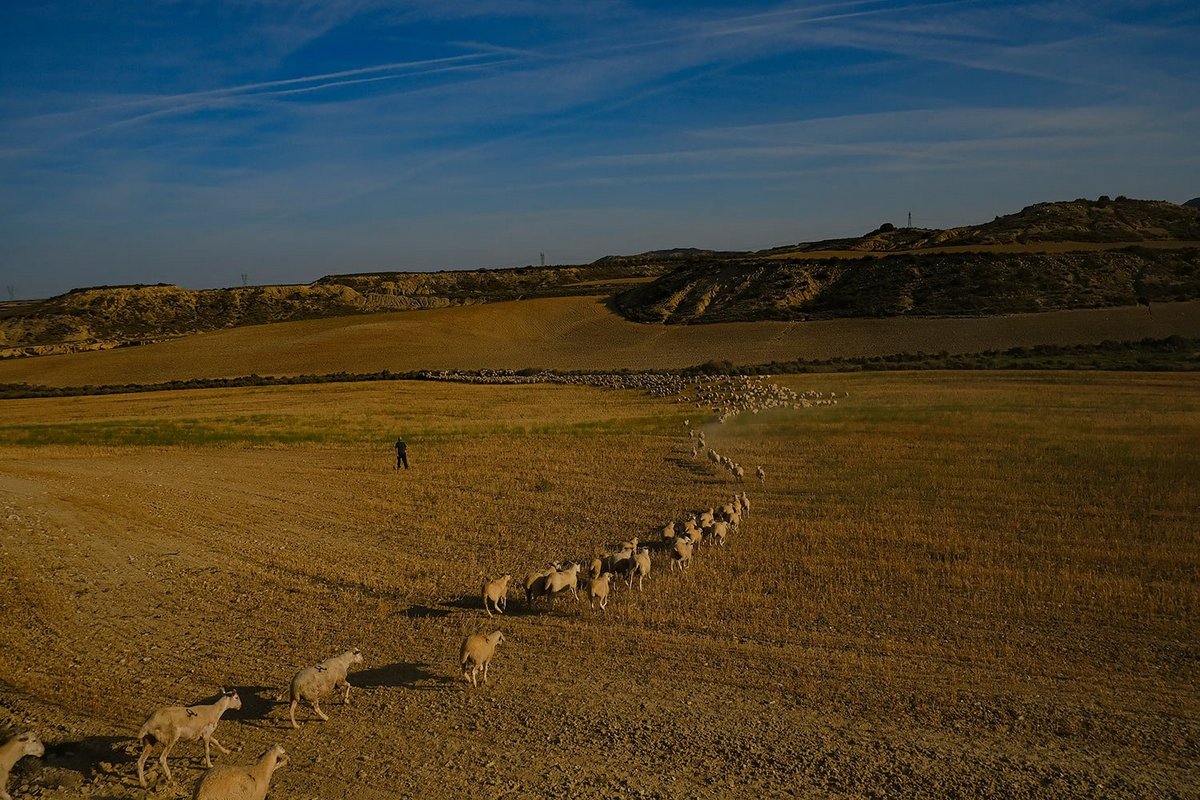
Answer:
395, 437, 409, 470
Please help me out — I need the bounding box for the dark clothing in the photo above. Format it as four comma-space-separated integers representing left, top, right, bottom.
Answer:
395, 439, 408, 470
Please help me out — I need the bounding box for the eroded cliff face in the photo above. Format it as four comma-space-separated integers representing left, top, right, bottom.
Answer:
614, 249, 1200, 324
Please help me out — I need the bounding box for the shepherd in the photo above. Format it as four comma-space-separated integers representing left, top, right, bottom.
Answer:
395, 436, 409, 470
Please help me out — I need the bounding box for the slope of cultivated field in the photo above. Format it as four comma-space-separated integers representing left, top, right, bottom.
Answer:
2, 295, 1199, 388
1, 373, 1197, 798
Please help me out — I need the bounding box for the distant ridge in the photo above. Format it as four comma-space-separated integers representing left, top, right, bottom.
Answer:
3, 196, 1199, 351
1184, 197, 1200, 210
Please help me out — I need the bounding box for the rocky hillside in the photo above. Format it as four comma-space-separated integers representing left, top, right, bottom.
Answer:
614, 248, 1200, 323
0, 262, 666, 356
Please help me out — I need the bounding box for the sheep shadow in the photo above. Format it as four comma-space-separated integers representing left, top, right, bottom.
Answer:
234, 685, 279, 722
40, 734, 127, 779
403, 603, 452, 619
443, 594, 545, 618
355, 661, 452, 691
665, 455, 714, 479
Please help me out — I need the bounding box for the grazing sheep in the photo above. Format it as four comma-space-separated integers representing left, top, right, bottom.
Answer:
670, 538, 694, 571
544, 562, 582, 604
756, 465, 766, 484
192, 744, 287, 800
137, 689, 242, 787
630, 547, 652, 590
1, 731, 43, 800
460, 631, 505, 687
524, 563, 561, 606
589, 573, 612, 611
482, 574, 512, 617
740, 492, 751, 516
734, 465, 745, 483
661, 522, 676, 541
288, 649, 364, 729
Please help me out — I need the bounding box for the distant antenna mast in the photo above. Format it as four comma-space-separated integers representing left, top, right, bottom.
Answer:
241, 272, 248, 287
908, 211, 912, 229
540, 252, 545, 267
5, 285, 13, 301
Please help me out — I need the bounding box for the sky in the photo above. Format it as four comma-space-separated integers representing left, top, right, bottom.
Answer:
1, 1, 1198, 298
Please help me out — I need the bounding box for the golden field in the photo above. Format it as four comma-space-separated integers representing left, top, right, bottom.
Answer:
1, 295, 1198, 387
1, 372, 1197, 797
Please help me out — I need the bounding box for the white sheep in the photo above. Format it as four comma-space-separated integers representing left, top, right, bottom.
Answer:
698, 508, 715, 528
756, 465, 766, 484
620, 536, 639, 553
589, 573, 612, 611
524, 563, 561, 606
740, 492, 751, 516
543, 562, 582, 604
670, 538, 694, 571
1, 731, 43, 800
630, 547, 652, 590
192, 744, 287, 800
734, 465, 745, 483
709, 520, 730, 546
289, 649, 363, 729
589, 556, 604, 581
661, 522, 676, 541
460, 630, 505, 687
482, 574, 511, 617
137, 689, 242, 787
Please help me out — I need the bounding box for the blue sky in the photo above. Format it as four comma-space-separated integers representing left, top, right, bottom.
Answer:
2, 1, 1198, 297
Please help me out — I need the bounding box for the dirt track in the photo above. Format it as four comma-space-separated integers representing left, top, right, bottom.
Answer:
1, 375, 1197, 798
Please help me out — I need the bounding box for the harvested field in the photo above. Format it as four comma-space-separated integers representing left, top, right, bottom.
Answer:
1, 372, 1197, 798
2, 295, 1198, 387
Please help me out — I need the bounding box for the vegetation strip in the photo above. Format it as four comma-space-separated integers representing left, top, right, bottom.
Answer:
1, 337, 1196, 400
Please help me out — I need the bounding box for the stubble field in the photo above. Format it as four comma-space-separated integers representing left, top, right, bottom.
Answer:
1, 372, 1197, 798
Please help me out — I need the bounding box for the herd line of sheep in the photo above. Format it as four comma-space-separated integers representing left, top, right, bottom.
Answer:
1, 383, 782, 799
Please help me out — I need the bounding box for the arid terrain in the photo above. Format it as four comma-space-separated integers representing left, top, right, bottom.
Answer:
1, 372, 1197, 798
1, 295, 1198, 388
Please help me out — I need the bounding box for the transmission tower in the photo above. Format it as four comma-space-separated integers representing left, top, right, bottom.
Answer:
908, 211, 912, 228
241, 272, 248, 287
540, 252, 545, 267
5, 285, 13, 301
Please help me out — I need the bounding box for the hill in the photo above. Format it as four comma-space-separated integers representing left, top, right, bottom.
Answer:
614, 247, 1200, 324
4, 197, 1198, 354
0, 262, 666, 357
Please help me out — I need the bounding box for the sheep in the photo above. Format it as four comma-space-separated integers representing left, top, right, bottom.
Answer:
460, 630, 505, 687
709, 520, 730, 546
719, 503, 736, 521
482, 574, 511, 617
589, 556, 604, 580
589, 573, 612, 611
707, 449, 718, 464
670, 538, 694, 571
630, 547, 652, 590
137, 688, 242, 787
756, 465, 766, 484
620, 536, 639, 553
288, 648, 363, 729
698, 508, 715, 528
524, 563, 561, 606
192, 744, 287, 800
734, 465, 745, 483
661, 522, 676, 541
603, 547, 635, 578
1, 731, 43, 800
726, 510, 742, 531
682, 519, 701, 541
740, 492, 751, 516
543, 562, 582, 604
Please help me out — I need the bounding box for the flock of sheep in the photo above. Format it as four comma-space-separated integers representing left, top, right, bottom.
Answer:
0, 381, 778, 800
